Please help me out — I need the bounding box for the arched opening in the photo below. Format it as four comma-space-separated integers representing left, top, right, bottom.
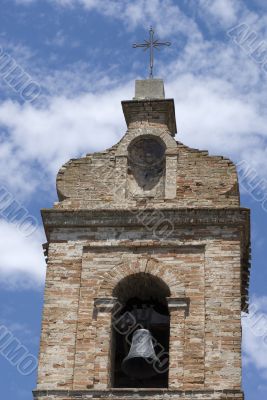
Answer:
111, 273, 170, 388
127, 136, 166, 191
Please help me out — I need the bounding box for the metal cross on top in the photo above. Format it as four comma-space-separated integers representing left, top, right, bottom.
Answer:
133, 27, 171, 79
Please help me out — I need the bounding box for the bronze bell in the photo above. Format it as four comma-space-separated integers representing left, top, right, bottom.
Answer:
122, 328, 159, 379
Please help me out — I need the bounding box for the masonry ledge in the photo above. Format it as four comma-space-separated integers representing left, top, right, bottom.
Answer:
41, 207, 250, 233
33, 388, 244, 399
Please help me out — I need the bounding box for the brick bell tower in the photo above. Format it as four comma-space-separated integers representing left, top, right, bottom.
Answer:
33, 78, 250, 400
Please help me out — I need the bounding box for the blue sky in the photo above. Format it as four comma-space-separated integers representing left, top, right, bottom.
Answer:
0, 0, 267, 399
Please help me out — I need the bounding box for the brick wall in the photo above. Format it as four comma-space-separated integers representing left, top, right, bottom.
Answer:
34, 84, 249, 400
56, 121, 239, 210
35, 221, 245, 396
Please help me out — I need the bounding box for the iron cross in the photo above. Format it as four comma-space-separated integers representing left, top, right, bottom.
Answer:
133, 27, 171, 79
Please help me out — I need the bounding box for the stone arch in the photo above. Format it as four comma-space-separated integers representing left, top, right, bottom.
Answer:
113, 272, 171, 305
107, 258, 173, 389
115, 127, 177, 157
97, 257, 185, 299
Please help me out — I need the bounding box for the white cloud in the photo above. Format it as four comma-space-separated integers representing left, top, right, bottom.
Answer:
0, 83, 131, 195
15, 0, 199, 38
44, 30, 66, 47
3, 0, 267, 291
242, 296, 267, 375
0, 220, 46, 289
198, 0, 241, 27
1, 12, 267, 196
161, 25, 267, 180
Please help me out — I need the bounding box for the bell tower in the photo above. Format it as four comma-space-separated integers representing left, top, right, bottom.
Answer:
33, 78, 250, 400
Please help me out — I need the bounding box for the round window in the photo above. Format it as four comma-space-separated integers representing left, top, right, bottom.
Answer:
128, 136, 165, 190
128, 137, 165, 169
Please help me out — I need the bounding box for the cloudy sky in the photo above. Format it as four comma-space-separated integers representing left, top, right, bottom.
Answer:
0, 0, 267, 399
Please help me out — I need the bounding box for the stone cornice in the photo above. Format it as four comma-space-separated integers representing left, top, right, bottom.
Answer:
41, 207, 249, 233
121, 98, 177, 136
33, 388, 244, 399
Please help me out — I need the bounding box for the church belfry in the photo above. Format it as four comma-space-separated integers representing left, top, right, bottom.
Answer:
33, 77, 250, 400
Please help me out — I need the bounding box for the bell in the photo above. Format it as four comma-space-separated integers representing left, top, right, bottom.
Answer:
122, 328, 159, 379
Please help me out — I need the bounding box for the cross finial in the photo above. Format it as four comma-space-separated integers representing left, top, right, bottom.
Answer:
133, 27, 171, 79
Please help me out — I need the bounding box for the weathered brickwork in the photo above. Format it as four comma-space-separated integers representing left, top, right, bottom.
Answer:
56, 125, 239, 209
33, 80, 250, 400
